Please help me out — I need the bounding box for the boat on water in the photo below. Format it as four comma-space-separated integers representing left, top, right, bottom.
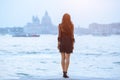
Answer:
12, 34, 40, 37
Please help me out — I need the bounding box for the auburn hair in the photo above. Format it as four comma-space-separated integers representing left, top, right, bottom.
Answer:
61, 13, 74, 36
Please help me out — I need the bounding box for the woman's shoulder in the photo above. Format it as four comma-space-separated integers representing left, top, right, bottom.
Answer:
58, 24, 62, 29
59, 23, 62, 26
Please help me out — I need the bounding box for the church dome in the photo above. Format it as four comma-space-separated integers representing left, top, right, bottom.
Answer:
32, 16, 40, 24
41, 11, 52, 26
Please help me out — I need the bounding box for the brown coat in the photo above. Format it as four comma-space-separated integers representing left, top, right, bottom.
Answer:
58, 24, 75, 53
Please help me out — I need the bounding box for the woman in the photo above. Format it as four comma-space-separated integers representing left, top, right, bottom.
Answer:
58, 13, 75, 78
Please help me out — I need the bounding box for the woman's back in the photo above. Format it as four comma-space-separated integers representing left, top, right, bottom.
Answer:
58, 18, 75, 53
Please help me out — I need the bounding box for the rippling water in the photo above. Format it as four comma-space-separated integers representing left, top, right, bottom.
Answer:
0, 35, 120, 80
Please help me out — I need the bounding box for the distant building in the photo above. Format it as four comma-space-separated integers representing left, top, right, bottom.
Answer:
24, 16, 41, 35
24, 11, 57, 35
75, 27, 90, 35
41, 11, 52, 26
89, 23, 120, 36
0, 28, 8, 35
110, 23, 120, 34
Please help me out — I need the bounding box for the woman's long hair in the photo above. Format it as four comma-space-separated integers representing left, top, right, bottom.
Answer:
61, 13, 74, 36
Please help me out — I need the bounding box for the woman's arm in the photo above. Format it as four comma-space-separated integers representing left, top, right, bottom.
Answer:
58, 24, 61, 42
72, 25, 75, 43
58, 24, 61, 49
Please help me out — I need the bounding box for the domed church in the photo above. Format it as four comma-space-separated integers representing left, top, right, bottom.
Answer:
24, 11, 57, 35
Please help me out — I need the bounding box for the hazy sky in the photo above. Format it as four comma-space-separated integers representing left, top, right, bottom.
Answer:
0, 0, 120, 28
